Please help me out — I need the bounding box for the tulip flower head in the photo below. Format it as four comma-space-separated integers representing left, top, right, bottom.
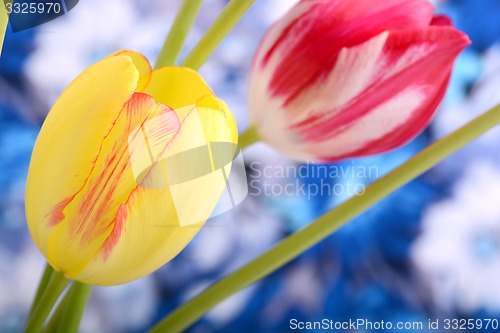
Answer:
26, 51, 238, 285
249, 0, 470, 162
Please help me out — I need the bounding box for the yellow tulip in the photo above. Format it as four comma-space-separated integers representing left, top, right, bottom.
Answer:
25, 50, 238, 286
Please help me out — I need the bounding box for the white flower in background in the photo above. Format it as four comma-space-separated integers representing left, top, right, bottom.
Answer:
261, 262, 324, 323
412, 160, 500, 313
255, 0, 299, 23
81, 278, 158, 333
0, 246, 45, 325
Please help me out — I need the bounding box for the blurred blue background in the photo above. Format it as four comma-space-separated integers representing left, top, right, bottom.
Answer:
1, 0, 500, 332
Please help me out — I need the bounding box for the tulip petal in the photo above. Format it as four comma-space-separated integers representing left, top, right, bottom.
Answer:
45, 93, 179, 277
73, 96, 238, 285
109, 50, 153, 91
26, 55, 140, 258
140, 66, 215, 115
290, 27, 470, 161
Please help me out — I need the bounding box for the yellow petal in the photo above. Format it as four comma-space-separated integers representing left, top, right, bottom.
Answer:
73, 96, 238, 285
141, 66, 215, 119
46, 93, 179, 278
26, 54, 140, 260
194, 95, 238, 145
109, 50, 152, 91
155, 96, 238, 227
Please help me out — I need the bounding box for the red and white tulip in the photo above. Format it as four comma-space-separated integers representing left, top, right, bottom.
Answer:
249, 0, 470, 162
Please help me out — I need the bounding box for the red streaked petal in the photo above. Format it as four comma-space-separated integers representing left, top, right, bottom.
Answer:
288, 26, 469, 161
431, 15, 454, 26
25, 55, 140, 258
46, 93, 180, 277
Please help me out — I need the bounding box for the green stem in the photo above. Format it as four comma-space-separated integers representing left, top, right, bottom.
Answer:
149, 104, 500, 333
44, 282, 92, 333
24, 270, 70, 333
154, 0, 204, 69
28, 264, 54, 319
238, 126, 259, 149
182, 0, 255, 70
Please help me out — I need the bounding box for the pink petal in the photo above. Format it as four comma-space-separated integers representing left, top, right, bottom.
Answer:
431, 15, 453, 26
290, 26, 470, 161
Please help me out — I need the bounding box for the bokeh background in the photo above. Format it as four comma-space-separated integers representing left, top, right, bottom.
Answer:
1, 0, 500, 332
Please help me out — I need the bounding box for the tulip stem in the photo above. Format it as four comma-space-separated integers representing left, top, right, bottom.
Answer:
24, 270, 70, 333
182, 0, 255, 70
44, 282, 92, 333
28, 263, 54, 319
154, 0, 204, 69
148, 103, 500, 333
238, 126, 260, 149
